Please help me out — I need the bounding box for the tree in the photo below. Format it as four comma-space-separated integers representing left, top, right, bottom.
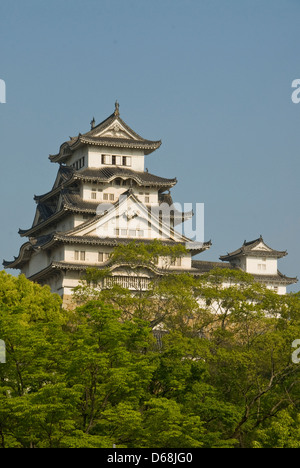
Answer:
193, 268, 300, 447
0, 272, 72, 447
1, 263, 300, 448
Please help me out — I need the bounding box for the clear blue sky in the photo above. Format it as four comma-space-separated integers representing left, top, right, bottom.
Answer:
1, 0, 300, 291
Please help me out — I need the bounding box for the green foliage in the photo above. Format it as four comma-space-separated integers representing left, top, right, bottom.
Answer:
1, 262, 300, 448
110, 239, 187, 270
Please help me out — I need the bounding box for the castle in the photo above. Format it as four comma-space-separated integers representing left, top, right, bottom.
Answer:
3, 103, 297, 306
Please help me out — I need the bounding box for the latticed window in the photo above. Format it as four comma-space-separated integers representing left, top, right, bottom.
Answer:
104, 276, 150, 290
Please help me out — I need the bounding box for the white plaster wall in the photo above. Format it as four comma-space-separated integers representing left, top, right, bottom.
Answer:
23, 247, 65, 278
67, 147, 88, 168
26, 251, 49, 277
97, 213, 177, 241
82, 183, 159, 206
46, 275, 64, 296
278, 285, 286, 295
246, 257, 277, 275
73, 214, 89, 228
63, 242, 191, 270
87, 146, 145, 171
64, 244, 112, 264
133, 188, 158, 205
266, 284, 286, 295
82, 183, 130, 202
158, 254, 192, 270
60, 271, 82, 297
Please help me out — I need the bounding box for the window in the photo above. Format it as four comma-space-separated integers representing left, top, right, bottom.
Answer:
121, 229, 127, 236
91, 189, 97, 200
103, 193, 114, 201
101, 154, 111, 165
98, 252, 110, 262
74, 250, 86, 262
171, 257, 182, 267
71, 156, 85, 170
145, 196, 150, 203
129, 229, 136, 237
80, 251, 85, 261
112, 155, 116, 165
122, 156, 131, 166
115, 228, 120, 236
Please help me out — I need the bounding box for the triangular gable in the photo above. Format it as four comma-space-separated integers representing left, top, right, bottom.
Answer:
50, 166, 73, 191
32, 208, 42, 228
51, 172, 65, 190
252, 241, 272, 252
94, 119, 137, 140
31, 195, 62, 229
62, 193, 192, 244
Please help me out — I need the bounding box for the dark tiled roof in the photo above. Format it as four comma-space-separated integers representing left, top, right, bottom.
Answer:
220, 236, 287, 260
62, 191, 99, 212
192, 260, 234, 272
77, 167, 176, 186
3, 242, 33, 269
39, 234, 210, 253
27, 260, 206, 282
77, 136, 161, 152
251, 271, 297, 285
20, 183, 179, 238
34, 166, 176, 204
155, 192, 193, 225
191, 260, 297, 285
49, 108, 162, 162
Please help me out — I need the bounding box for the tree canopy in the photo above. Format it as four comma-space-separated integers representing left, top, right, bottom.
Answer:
1, 245, 300, 448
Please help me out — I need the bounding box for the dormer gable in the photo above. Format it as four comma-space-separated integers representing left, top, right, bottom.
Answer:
49, 102, 162, 164
220, 236, 287, 262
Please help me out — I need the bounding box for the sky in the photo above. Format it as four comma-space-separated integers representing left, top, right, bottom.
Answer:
0, 0, 300, 291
